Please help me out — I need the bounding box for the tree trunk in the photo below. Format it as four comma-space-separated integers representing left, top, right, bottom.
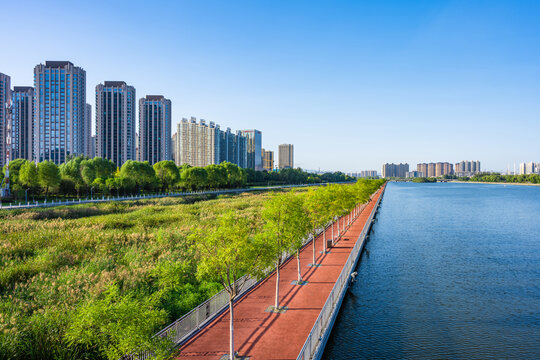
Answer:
297, 250, 302, 282
312, 232, 316, 265
323, 224, 327, 253
337, 217, 340, 237
229, 298, 235, 359
275, 262, 280, 309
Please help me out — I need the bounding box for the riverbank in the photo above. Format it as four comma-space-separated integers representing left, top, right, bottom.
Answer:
450, 180, 540, 187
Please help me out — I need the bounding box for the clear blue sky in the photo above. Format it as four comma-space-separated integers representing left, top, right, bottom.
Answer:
2, 0, 539, 173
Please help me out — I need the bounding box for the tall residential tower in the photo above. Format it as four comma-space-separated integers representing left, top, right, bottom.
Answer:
278, 144, 294, 169
138, 95, 171, 164
11, 87, 34, 160
241, 130, 262, 171
0, 73, 11, 167
33, 61, 87, 164
95, 81, 136, 166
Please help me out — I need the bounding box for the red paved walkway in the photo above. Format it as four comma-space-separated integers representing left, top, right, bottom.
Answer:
176, 186, 384, 359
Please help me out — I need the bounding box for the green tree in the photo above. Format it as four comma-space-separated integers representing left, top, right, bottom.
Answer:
3, 158, 28, 195
37, 161, 61, 196
181, 167, 208, 191
302, 187, 331, 266
206, 164, 227, 189
153, 160, 180, 191
59, 155, 86, 196
261, 191, 309, 310
190, 211, 268, 360
19, 161, 39, 192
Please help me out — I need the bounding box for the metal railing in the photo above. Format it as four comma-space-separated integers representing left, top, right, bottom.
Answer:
296, 186, 385, 360
121, 209, 344, 360
0, 182, 351, 210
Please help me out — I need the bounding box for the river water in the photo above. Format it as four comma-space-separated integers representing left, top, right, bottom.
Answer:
323, 182, 540, 359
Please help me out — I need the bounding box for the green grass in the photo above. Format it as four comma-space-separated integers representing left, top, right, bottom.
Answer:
0, 192, 277, 360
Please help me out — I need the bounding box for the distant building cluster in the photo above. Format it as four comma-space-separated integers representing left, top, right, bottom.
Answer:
382, 163, 409, 178
519, 162, 540, 175
382, 160, 483, 178
417, 162, 453, 177
348, 170, 379, 178
0, 61, 294, 171
455, 160, 481, 177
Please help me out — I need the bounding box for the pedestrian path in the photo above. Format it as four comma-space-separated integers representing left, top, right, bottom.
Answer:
176, 187, 384, 359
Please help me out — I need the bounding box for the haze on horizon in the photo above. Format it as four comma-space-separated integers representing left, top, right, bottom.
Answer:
1, 0, 539, 173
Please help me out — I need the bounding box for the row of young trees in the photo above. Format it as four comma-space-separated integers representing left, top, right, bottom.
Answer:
1, 156, 356, 201
190, 179, 385, 359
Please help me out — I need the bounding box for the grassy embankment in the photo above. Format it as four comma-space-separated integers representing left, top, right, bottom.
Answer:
0, 191, 280, 360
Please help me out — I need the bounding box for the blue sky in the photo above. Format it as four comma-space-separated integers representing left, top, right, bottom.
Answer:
2, 0, 539, 173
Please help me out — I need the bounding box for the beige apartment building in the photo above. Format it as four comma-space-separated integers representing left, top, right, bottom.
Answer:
176, 117, 220, 167
278, 144, 294, 169
417, 162, 454, 177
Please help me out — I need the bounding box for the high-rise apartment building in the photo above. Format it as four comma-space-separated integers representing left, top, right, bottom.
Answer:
455, 160, 481, 176
0, 73, 11, 167
175, 118, 247, 168
417, 162, 454, 177
278, 144, 294, 169
359, 170, 378, 178
11, 87, 34, 160
241, 130, 262, 171
262, 148, 274, 171
176, 117, 220, 167
382, 163, 409, 178
171, 132, 177, 164
84, 103, 92, 157
519, 162, 539, 175
34, 61, 86, 164
90, 135, 96, 158
95, 81, 136, 166
138, 95, 171, 164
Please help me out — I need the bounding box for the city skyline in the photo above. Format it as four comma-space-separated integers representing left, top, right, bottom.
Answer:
1, 1, 540, 172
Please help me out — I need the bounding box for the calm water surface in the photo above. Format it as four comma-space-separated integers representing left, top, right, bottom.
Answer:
323, 182, 540, 359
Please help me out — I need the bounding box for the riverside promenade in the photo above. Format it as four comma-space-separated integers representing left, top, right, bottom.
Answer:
176, 186, 385, 359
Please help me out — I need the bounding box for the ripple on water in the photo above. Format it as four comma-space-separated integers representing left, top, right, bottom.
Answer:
322, 183, 540, 360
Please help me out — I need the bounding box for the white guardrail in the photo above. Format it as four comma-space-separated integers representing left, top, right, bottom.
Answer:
296, 185, 385, 360
0, 183, 349, 210
121, 205, 353, 360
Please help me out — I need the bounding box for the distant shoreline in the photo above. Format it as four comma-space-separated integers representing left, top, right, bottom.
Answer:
449, 180, 540, 187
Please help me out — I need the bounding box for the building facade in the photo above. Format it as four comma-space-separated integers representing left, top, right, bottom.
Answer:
241, 130, 262, 171
34, 61, 87, 164
405, 171, 423, 178
95, 81, 136, 166
519, 162, 539, 175
11, 87, 34, 161
175, 118, 247, 168
382, 163, 409, 178
84, 103, 92, 157
455, 160, 481, 176
262, 148, 274, 171
278, 144, 294, 169
417, 162, 454, 177
0, 73, 11, 167
176, 117, 220, 167
171, 132, 177, 164
359, 170, 378, 178
138, 95, 171, 164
